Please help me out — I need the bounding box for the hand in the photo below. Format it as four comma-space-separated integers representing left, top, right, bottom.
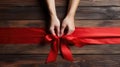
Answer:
49, 16, 60, 36
60, 16, 75, 36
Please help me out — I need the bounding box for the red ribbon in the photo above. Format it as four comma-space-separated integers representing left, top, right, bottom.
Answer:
0, 27, 120, 63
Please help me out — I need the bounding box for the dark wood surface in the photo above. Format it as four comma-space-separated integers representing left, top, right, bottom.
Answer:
0, 0, 120, 6
0, 55, 120, 67
0, 6, 120, 20
0, 0, 120, 67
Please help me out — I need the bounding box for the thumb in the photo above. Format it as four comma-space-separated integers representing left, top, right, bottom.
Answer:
66, 27, 75, 35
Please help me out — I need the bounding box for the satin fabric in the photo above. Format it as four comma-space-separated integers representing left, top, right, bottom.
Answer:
0, 27, 120, 63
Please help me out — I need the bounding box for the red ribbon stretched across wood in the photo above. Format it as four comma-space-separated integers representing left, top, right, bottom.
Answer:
0, 27, 120, 63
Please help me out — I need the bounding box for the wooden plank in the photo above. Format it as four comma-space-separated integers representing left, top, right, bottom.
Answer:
0, 55, 120, 67
0, 0, 120, 7
0, 20, 120, 27
0, 45, 120, 54
0, 20, 45, 27
0, 6, 120, 20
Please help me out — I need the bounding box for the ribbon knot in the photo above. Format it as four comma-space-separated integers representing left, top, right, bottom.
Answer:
45, 34, 84, 63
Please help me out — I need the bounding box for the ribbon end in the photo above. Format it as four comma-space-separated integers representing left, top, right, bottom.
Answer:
61, 43, 74, 62
45, 55, 57, 64
63, 55, 74, 62
45, 49, 58, 63
45, 59, 56, 64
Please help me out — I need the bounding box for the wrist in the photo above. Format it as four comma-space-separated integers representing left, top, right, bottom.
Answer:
66, 15, 75, 20
66, 11, 75, 17
65, 14, 74, 20
50, 12, 57, 17
50, 14, 58, 19
50, 15, 59, 23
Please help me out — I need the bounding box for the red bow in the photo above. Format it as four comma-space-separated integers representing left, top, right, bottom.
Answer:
45, 34, 88, 63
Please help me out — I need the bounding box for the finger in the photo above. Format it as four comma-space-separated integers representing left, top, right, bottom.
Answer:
50, 27, 56, 36
56, 26, 60, 36
67, 31, 73, 35
67, 28, 75, 35
60, 25, 66, 36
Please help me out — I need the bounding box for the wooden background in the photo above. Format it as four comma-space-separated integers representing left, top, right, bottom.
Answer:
0, 0, 120, 67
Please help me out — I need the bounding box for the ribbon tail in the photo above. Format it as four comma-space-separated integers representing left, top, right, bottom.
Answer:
46, 39, 59, 63
46, 48, 58, 63
61, 42, 74, 61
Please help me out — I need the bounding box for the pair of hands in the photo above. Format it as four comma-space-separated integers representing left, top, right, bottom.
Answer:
50, 16, 75, 37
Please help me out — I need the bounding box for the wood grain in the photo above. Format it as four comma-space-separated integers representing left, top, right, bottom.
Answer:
0, 45, 120, 54
0, 55, 120, 67
0, 6, 120, 20
0, 0, 120, 7
0, 20, 120, 27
